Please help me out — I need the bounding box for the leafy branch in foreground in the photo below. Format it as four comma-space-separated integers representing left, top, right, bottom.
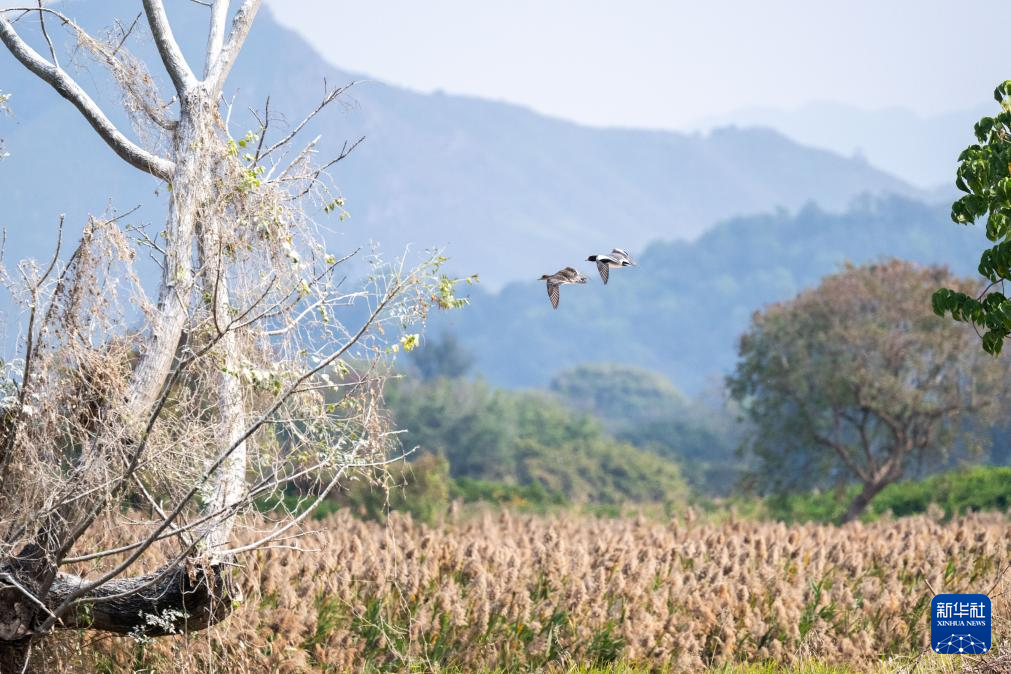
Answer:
933, 79, 1011, 355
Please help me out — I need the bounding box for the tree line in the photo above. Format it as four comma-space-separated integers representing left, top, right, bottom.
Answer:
392, 259, 1011, 525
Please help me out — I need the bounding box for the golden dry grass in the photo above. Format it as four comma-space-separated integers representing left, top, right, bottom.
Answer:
37, 508, 1011, 673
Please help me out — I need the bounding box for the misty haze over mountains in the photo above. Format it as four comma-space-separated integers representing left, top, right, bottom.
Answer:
0, 2, 985, 393
4, 4, 928, 286
694, 101, 989, 190
430, 196, 988, 393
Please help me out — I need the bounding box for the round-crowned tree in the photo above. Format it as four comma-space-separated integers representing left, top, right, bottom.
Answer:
729, 259, 1007, 522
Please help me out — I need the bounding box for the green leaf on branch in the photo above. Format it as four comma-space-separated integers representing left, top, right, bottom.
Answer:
995, 80, 1011, 104
982, 330, 1005, 356
986, 210, 1009, 241
976, 117, 995, 142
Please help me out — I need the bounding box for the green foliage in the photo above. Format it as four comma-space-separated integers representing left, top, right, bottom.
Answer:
336, 454, 452, 524
384, 377, 688, 505
438, 196, 990, 393
449, 477, 567, 511
730, 260, 1004, 520
764, 488, 857, 524
549, 364, 745, 494
766, 466, 1011, 523
933, 80, 1011, 355
255, 455, 452, 525
705, 665, 862, 674
322, 196, 345, 214
424, 257, 478, 311
253, 492, 343, 522
254, 467, 562, 524
550, 363, 689, 421
409, 331, 475, 381
873, 466, 1011, 519
586, 620, 626, 666
303, 595, 344, 651
618, 416, 742, 495
400, 333, 420, 352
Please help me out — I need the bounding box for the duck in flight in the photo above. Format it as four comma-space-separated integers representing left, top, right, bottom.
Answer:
539, 267, 589, 309
587, 248, 636, 284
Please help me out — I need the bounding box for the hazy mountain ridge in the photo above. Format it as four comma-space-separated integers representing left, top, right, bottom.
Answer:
432, 195, 987, 393
695, 101, 991, 190
1, 2, 926, 288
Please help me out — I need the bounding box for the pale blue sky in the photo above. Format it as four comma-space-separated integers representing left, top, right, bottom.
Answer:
267, 0, 1011, 130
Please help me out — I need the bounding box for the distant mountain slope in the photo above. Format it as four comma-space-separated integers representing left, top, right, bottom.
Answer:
696, 101, 989, 190
1, 3, 924, 288
432, 196, 988, 393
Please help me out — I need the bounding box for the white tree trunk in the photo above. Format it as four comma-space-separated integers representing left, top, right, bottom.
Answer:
121, 99, 204, 424
200, 241, 248, 557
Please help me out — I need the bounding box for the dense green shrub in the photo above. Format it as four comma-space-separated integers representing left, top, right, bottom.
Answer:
449, 477, 567, 511
337, 453, 453, 524
550, 364, 745, 494
549, 363, 690, 422
873, 466, 1011, 518
385, 377, 688, 505
766, 466, 1011, 523
256, 454, 453, 525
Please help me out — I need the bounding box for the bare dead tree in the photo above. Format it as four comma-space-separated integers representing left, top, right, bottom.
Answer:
0, 4, 466, 670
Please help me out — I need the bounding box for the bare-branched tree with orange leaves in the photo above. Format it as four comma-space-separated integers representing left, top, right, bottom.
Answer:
0, 3, 467, 669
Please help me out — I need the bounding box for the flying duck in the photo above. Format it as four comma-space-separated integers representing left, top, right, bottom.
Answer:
587, 248, 636, 284
538, 267, 589, 309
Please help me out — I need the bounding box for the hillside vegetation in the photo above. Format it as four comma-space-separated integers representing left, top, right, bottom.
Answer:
383, 377, 688, 506
438, 196, 989, 391
549, 364, 744, 493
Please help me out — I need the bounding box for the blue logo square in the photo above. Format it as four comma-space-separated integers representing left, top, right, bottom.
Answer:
931, 594, 991, 654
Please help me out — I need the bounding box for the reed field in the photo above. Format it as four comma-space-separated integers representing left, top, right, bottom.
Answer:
37, 509, 1011, 673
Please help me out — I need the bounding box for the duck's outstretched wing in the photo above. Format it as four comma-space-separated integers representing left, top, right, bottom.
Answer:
547, 280, 561, 309
611, 248, 635, 264
596, 259, 610, 284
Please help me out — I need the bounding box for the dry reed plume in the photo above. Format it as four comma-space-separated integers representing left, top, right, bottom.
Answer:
37, 508, 1011, 673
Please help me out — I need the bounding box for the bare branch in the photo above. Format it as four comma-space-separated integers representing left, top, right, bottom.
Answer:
204, 0, 229, 79
111, 12, 142, 56
142, 0, 197, 96
223, 465, 348, 556
6, 7, 178, 131
258, 81, 356, 162
0, 14, 175, 179
0, 572, 55, 621
205, 0, 261, 93
35, 1, 56, 67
